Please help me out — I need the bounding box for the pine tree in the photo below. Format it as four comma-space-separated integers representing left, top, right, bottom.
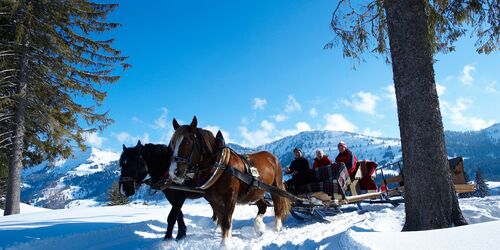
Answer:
107, 181, 129, 206
474, 167, 490, 198
327, 0, 498, 230
1, 0, 129, 215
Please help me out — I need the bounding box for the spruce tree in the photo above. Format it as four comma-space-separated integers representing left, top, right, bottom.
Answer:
107, 181, 129, 206
474, 167, 490, 198
1, 0, 129, 215
328, 0, 498, 230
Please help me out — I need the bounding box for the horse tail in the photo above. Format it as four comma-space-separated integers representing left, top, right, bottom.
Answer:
271, 155, 291, 220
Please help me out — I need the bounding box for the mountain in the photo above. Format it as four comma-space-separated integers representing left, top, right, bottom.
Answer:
20, 124, 500, 208
446, 123, 500, 181
20, 148, 163, 208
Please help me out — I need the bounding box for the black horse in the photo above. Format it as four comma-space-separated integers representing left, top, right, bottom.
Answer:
119, 141, 215, 240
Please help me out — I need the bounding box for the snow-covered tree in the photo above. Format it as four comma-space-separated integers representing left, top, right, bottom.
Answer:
474, 168, 490, 198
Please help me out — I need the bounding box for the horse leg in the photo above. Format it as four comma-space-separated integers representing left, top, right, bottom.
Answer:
176, 209, 187, 240
164, 199, 176, 240
220, 193, 237, 246
172, 192, 187, 240
254, 199, 267, 235
208, 201, 223, 233
164, 192, 182, 240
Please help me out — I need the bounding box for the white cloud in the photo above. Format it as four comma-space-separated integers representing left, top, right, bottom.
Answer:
271, 114, 288, 122
253, 97, 267, 110
436, 83, 446, 96
204, 125, 232, 143
115, 132, 131, 144
153, 107, 169, 129
309, 108, 318, 117
448, 98, 495, 130
238, 126, 273, 148
362, 128, 382, 137
238, 121, 312, 148
275, 122, 312, 139
459, 64, 475, 85
285, 95, 302, 113
344, 91, 380, 116
261, 120, 275, 132
486, 81, 498, 94
83, 131, 106, 148
323, 114, 357, 132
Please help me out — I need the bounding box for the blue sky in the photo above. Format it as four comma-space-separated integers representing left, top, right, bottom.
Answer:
83, 0, 500, 151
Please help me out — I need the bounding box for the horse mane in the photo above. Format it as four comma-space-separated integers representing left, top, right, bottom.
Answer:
170, 126, 217, 156
197, 128, 216, 155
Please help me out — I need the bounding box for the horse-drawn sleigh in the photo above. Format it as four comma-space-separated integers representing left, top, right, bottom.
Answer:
119, 116, 475, 244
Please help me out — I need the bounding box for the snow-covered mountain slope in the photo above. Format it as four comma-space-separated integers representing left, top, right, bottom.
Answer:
21, 148, 121, 208
485, 123, 500, 143
1, 196, 499, 249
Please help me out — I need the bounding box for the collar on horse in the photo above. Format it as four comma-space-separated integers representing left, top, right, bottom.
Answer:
196, 147, 231, 190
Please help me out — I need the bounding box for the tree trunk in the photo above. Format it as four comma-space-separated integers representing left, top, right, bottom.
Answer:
3, 40, 28, 216
383, 0, 467, 230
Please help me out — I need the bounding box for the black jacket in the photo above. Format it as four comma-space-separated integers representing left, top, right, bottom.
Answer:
289, 157, 310, 185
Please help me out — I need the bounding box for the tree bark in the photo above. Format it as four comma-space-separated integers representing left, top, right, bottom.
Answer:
383, 0, 467, 230
3, 39, 28, 216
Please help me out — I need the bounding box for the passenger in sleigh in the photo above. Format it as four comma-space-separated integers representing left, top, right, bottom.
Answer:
335, 141, 357, 179
284, 147, 349, 197
313, 149, 332, 169
284, 147, 311, 192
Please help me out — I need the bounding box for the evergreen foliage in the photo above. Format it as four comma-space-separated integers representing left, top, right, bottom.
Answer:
1, 0, 128, 215
107, 181, 128, 206
325, 0, 499, 63
474, 167, 490, 197
1, 0, 129, 164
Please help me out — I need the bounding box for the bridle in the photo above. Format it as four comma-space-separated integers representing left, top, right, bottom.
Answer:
170, 129, 212, 180
119, 153, 148, 191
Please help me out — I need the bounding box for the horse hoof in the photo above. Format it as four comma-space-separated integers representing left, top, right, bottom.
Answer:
164, 235, 174, 241
176, 233, 186, 241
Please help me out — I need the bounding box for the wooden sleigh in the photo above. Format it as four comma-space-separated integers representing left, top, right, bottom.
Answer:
287, 160, 397, 221
287, 156, 475, 221
377, 156, 475, 199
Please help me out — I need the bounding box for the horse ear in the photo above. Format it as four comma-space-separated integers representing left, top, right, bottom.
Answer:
216, 130, 226, 148
173, 118, 180, 130
123, 144, 126, 151
137, 140, 143, 147
190, 116, 198, 130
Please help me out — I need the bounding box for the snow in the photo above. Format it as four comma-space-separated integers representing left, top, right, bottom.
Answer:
1, 197, 499, 250
67, 148, 120, 176
488, 182, 500, 195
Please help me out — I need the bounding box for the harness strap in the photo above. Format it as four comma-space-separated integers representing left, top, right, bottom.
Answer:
224, 166, 300, 202
197, 147, 231, 190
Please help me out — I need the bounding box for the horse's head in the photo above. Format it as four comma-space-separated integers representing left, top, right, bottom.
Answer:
168, 116, 225, 184
119, 140, 148, 196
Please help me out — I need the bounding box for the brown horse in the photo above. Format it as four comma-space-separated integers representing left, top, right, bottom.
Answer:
168, 116, 290, 244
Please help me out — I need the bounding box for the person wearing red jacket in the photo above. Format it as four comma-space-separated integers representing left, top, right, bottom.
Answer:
313, 149, 332, 169
335, 141, 357, 176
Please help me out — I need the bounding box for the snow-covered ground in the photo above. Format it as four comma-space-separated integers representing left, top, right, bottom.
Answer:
1, 196, 499, 250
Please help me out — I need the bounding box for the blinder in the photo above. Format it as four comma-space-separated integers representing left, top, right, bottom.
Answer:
170, 131, 207, 180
